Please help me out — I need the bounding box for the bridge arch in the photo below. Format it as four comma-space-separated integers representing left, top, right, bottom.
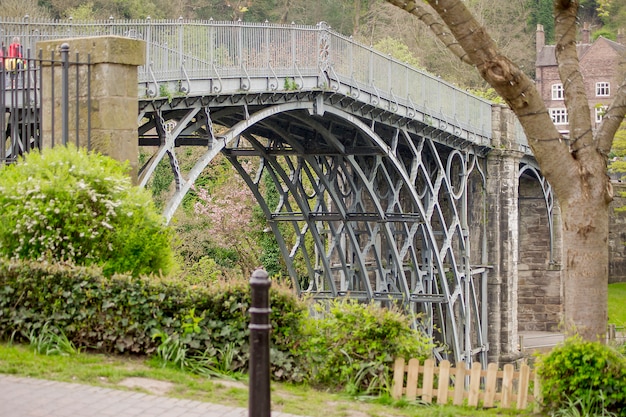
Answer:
138, 95, 489, 364
518, 164, 562, 334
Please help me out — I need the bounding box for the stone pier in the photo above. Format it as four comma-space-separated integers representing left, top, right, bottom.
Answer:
37, 36, 145, 180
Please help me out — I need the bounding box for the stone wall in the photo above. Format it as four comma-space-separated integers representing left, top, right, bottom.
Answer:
486, 106, 522, 363
517, 176, 563, 332
609, 182, 626, 283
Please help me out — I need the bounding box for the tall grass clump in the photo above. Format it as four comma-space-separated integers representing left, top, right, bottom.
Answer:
0, 145, 175, 276
300, 299, 434, 395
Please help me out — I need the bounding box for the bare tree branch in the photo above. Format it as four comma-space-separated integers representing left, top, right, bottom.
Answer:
383, 0, 472, 65
388, 0, 578, 197
553, 1, 594, 157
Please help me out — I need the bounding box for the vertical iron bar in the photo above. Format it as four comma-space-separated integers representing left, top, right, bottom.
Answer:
0, 48, 5, 163
9, 60, 17, 161
248, 268, 271, 417
50, 49, 55, 148
146, 17, 152, 74
87, 54, 91, 151
24, 50, 31, 152
19, 52, 27, 154
35, 49, 41, 151
60, 42, 69, 146
75, 52, 79, 147
178, 17, 184, 73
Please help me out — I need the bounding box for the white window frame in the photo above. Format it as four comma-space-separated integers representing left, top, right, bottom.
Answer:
551, 83, 564, 100
596, 82, 610, 97
549, 108, 568, 125
595, 105, 608, 123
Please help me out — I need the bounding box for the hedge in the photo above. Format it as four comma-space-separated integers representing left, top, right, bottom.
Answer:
0, 259, 308, 382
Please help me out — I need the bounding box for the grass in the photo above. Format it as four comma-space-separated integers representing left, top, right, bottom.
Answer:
608, 283, 626, 328
0, 342, 533, 417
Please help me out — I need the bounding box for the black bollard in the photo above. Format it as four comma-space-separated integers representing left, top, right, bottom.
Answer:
249, 268, 271, 417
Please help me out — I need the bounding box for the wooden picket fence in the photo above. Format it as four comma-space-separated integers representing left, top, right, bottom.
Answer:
391, 358, 540, 410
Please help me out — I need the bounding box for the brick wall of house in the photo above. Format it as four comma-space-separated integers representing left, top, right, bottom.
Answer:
579, 39, 623, 121
535, 27, 625, 131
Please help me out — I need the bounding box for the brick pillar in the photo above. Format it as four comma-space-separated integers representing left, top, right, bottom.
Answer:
37, 36, 145, 180
486, 105, 523, 364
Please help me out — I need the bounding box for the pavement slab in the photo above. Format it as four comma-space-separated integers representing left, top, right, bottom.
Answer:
0, 375, 308, 417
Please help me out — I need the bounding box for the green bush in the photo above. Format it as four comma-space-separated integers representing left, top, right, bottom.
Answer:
535, 335, 626, 416
0, 145, 175, 277
0, 259, 309, 382
300, 299, 434, 394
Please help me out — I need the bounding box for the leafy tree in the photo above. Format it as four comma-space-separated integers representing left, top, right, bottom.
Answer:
0, 0, 50, 18
373, 37, 421, 68
386, 0, 626, 341
192, 160, 261, 276
255, 171, 284, 278
528, 0, 556, 43
0, 145, 175, 277
608, 124, 626, 179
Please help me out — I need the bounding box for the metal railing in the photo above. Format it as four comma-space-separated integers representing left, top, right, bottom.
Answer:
0, 44, 92, 164
0, 17, 496, 145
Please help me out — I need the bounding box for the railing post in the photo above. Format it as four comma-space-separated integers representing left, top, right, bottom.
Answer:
178, 16, 184, 72
249, 268, 271, 417
146, 17, 152, 69
60, 42, 70, 145
291, 21, 296, 70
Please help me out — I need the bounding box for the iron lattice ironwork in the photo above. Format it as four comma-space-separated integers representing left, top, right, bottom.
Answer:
138, 93, 491, 364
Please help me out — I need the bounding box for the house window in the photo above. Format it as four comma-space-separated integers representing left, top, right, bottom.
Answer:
595, 105, 608, 123
596, 82, 610, 97
549, 108, 568, 125
551, 83, 564, 100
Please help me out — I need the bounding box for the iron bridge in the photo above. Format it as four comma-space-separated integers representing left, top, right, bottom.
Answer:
0, 17, 549, 365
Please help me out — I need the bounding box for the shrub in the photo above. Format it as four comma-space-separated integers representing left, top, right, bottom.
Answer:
0, 259, 308, 382
0, 145, 175, 277
300, 299, 434, 394
535, 335, 626, 416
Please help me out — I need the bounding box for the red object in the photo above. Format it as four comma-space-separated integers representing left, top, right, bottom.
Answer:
8, 42, 22, 58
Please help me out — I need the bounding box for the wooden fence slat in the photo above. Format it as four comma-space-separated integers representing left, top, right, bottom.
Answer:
468, 362, 482, 407
501, 363, 514, 408
533, 372, 541, 413
406, 358, 420, 401
391, 357, 405, 400
437, 360, 451, 405
483, 362, 498, 407
453, 362, 466, 406
422, 359, 435, 403
516, 363, 530, 410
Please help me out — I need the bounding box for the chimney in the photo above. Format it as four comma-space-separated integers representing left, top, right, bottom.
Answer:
582, 22, 591, 44
536, 24, 545, 55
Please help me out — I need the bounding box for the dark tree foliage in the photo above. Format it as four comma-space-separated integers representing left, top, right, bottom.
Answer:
528, 0, 555, 43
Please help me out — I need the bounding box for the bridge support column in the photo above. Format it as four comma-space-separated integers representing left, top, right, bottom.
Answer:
37, 36, 146, 180
486, 106, 524, 364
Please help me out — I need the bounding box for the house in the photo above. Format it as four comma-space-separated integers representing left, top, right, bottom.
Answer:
535, 23, 626, 134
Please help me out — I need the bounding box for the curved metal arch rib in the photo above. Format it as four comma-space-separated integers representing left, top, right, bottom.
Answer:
160, 101, 315, 222
519, 164, 555, 263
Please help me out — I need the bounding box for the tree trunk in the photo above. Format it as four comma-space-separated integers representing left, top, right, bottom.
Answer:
561, 192, 610, 340
385, 0, 626, 341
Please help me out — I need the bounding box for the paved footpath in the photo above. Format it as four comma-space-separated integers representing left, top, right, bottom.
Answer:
0, 375, 306, 417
